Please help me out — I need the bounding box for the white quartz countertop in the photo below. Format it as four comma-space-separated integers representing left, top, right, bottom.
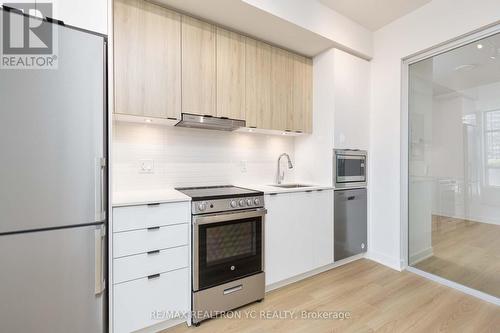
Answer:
112, 184, 334, 207
113, 189, 191, 207
237, 184, 334, 195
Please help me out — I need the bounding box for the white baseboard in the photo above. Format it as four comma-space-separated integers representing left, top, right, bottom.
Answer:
365, 250, 402, 271
409, 247, 433, 265
406, 266, 500, 306
135, 318, 186, 333
265, 253, 365, 293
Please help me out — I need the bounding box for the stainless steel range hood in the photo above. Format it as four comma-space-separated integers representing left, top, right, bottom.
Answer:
175, 113, 245, 131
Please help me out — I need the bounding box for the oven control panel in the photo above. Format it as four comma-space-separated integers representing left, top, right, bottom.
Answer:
192, 195, 265, 215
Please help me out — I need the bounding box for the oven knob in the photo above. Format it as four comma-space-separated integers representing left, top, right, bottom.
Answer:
198, 202, 207, 211
246, 199, 253, 206
254, 198, 260, 206
238, 199, 245, 207
230, 200, 237, 208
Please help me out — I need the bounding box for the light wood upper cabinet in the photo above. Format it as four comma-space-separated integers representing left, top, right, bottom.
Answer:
245, 39, 272, 129
271, 47, 293, 131
290, 54, 313, 133
304, 57, 313, 133
114, 0, 181, 119
216, 28, 246, 120
181, 15, 217, 116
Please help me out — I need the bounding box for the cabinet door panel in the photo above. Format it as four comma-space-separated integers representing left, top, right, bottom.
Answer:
265, 190, 333, 286
182, 15, 216, 116
217, 28, 246, 120
245, 39, 272, 129
114, 0, 181, 119
304, 58, 313, 133
289, 55, 313, 133
271, 47, 293, 131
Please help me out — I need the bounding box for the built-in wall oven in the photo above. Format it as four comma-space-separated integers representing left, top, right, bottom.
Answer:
175, 186, 266, 326
334, 149, 367, 189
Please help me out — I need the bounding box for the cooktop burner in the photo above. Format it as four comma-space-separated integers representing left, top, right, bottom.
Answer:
175, 185, 262, 201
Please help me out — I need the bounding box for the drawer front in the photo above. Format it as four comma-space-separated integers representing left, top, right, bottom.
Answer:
114, 245, 189, 284
114, 224, 189, 258
113, 201, 190, 232
114, 268, 190, 333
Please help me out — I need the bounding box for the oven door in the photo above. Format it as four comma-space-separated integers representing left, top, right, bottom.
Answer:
193, 208, 266, 291
336, 155, 366, 183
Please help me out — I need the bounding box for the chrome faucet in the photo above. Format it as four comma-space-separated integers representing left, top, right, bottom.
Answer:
277, 153, 294, 184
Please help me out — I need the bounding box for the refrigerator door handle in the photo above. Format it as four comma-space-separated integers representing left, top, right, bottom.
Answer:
94, 225, 106, 295
95, 157, 107, 222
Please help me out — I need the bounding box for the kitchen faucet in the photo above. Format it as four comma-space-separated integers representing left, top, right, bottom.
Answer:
276, 153, 294, 184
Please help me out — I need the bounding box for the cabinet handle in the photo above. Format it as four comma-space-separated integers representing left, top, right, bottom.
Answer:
269, 193, 278, 196
147, 203, 160, 207
148, 273, 161, 280
147, 226, 160, 231
223, 284, 243, 295
167, 117, 178, 121
305, 190, 313, 193
147, 250, 160, 255
348, 196, 355, 200
316, 189, 323, 192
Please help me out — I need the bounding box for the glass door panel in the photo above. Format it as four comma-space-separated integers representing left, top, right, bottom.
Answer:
408, 32, 500, 298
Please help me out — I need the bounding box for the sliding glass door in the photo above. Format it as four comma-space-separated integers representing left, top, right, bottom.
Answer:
408, 32, 500, 298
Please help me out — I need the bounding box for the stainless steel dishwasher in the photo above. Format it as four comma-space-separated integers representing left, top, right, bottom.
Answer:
334, 188, 367, 261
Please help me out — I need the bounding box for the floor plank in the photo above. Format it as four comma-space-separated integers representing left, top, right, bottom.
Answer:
414, 215, 500, 297
163, 259, 500, 333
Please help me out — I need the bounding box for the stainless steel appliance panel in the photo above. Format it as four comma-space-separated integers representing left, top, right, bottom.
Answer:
334, 188, 367, 261
193, 208, 266, 291
0, 224, 106, 333
334, 149, 367, 189
192, 272, 265, 324
0, 17, 106, 234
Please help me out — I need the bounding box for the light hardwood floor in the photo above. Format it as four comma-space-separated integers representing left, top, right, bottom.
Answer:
414, 215, 500, 298
163, 259, 500, 333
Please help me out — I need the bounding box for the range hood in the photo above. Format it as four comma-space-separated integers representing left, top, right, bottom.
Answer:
175, 113, 245, 131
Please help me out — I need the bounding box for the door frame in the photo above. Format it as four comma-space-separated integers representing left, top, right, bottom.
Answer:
400, 22, 500, 306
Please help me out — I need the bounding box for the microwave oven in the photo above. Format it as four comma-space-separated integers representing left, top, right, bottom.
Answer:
334, 149, 367, 189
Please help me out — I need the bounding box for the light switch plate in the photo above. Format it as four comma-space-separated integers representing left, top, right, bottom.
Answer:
139, 159, 154, 174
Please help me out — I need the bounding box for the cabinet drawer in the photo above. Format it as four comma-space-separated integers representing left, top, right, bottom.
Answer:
114, 245, 189, 284
114, 268, 190, 333
113, 201, 190, 232
114, 224, 189, 258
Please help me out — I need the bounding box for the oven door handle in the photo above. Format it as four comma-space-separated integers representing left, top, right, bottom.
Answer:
193, 208, 267, 226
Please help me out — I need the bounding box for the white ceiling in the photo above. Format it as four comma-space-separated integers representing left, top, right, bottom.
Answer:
153, 0, 334, 57
410, 33, 500, 96
319, 0, 431, 31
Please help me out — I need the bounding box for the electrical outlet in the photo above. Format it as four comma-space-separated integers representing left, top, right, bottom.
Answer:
139, 159, 154, 174
239, 160, 247, 173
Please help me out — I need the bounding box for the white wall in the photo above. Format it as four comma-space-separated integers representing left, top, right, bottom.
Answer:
295, 48, 370, 185
332, 49, 370, 150
113, 122, 296, 192
295, 49, 335, 185
242, 0, 372, 59
370, 0, 500, 270
1, 0, 108, 34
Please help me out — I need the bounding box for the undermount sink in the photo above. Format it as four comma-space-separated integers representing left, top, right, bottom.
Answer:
270, 184, 314, 189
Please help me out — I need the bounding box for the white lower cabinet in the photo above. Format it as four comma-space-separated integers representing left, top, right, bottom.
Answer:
112, 201, 191, 333
114, 245, 189, 284
114, 268, 190, 333
265, 190, 334, 286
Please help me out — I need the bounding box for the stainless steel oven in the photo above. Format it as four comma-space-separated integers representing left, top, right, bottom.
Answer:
193, 208, 265, 292
334, 149, 367, 189
175, 185, 266, 326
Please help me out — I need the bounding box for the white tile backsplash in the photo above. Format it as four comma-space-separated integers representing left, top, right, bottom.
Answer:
113, 121, 296, 191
